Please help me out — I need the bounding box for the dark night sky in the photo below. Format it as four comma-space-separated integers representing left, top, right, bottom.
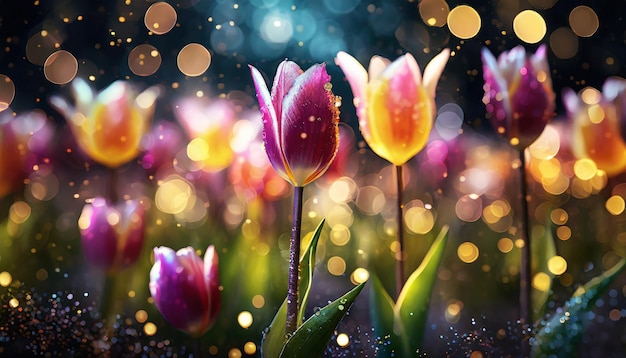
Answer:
0, 0, 624, 137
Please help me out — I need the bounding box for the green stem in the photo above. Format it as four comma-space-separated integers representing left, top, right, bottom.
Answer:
285, 186, 304, 335
395, 165, 405, 299
108, 167, 118, 203
519, 149, 532, 355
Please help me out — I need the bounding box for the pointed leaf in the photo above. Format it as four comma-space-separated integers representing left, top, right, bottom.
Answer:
298, 218, 326, 325
370, 274, 402, 357
532, 258, 626, 356
261, 218, 326, 358
532, 220, 557, 322
280, 282, 366, 358
394, 225, 449, 353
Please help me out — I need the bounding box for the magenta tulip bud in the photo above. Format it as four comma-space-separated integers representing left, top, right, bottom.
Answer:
481, 45, 555, 150
78, 198, 145, 273
249, 60, 340, 187
149, 245, 221, 337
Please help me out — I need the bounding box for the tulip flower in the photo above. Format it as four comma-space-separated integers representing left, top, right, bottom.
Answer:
78, 198, 145, 273
336, 49, 449, 298
249, 60, 340, 334
149, 245, 220, 337
481, 45, 555, 150
0, 110, 53, 198
481, 45, 556, 345
174, 98, 236, 172
563, 77, 626, 177
51, 78, 160, 168
249, 61, 340, 187
335, 49, 450, 166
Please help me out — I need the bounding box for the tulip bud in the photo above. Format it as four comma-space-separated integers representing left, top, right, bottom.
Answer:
51, 78, 160, 168
78, 198, 145, 273
149, 245, 221, 336
481, 45, 555, 150
563, 77, 626, 176
336, 49, 449, 166
249, 61, 340, 187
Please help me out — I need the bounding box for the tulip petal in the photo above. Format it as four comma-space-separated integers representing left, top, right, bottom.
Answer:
335, 51, 369, 115
117, 200, 145, 269
203, 245, 221, 329
280, 63, 339, 186
249, 65, 290, 182
422, 48, 450, 98
71, 78, 94, 114
368, 55, 391, 80
271, 60, 303, 120
79, 198, 118, 270
366, 55, 433, 165
562, 88, 581, 116
482, 48, 512, 136
510, 58, 553, 147
150, 246, 211, 336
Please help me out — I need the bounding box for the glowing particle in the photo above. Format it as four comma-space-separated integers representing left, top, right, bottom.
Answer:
351, 267, 369, 284
419, 0, 450, 27
0, 271, 12, 287
143, 322, 157, 336
0, 74, 15, 111
327, 256, 346, 276
177, 43, 211, 77
336, 333, 350, 347
606, 195, 625, 215
533, 272, 551, 292
252, 295, 265, 309
238, 311, 253, 329
548, 256, 567, 275
513, 10, 546, 44
574, 158, 597, 180
128, 44, 161, 76
457, 242, 479, 263
144, 2, 177, 35
135, 309, 148, 323
569, 6, 599, 37
243, 342, 257, 355
447, 5, 481, 39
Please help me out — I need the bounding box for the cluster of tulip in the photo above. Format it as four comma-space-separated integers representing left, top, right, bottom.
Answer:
1, 40, 625, 356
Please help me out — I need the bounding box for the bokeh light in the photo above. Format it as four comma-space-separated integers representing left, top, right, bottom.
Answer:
549, 27, 579, 59
336, 332, 350, 347
513, 10, 546, 44
419, 0, 450, 27
43, 50, 78, 85
447, 5, 481, 39
569, 6, 599, 37
457, 242, 479, 263
0, 75, 15, 111
548, 256, 567, 275
177, 43, 211, 77
144, 2, 177, 35
237, 311, 253, 329
128, 44, 162, 76
606, 195, 625, 215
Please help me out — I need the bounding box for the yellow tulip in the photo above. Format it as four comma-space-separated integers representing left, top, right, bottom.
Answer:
336, 49, 449, 165
51, 79, 160, 168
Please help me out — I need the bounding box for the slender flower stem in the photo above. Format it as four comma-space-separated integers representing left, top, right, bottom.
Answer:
108, 167, 118, 203
395, 165, 405, 299
286, 186, 304, 335
518, 149, 532, 354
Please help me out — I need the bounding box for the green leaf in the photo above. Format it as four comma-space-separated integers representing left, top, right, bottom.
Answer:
532, 221, 557, 322
298, 219, 325, 325
395, 225, 449, 354
280, 282, 366, 358
532, 258, 626, 356
369, 274, 402, 357
261, 218, 326, 358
